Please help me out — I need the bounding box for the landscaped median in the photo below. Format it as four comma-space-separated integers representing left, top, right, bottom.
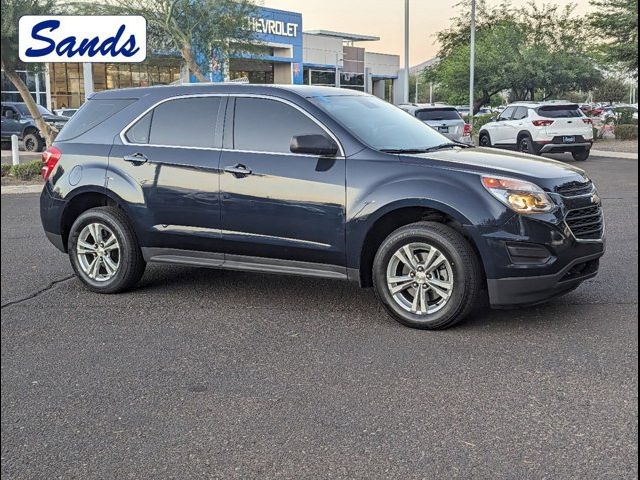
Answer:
1, 160, 44, 186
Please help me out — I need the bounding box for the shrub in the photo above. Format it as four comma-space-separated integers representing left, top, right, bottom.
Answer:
1, 163, 11, 177
615, 124, 639, 141
10, 160, 42, 180
473, 114, 497, 131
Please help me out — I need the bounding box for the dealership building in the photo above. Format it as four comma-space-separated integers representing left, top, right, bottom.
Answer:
1, 7, 402, 110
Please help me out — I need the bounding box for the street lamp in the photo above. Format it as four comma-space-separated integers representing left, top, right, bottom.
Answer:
469, 0, 476, 120
404, 0, 410, 104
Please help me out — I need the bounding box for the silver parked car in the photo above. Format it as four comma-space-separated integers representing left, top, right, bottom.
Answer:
399, 104, 473, 144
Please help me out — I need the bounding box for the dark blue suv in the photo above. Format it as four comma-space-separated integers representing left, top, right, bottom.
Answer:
40, 85, 605, 329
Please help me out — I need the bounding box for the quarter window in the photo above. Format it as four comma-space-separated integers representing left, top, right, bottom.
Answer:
233, 98, 326, 154
125, 97, 221, 148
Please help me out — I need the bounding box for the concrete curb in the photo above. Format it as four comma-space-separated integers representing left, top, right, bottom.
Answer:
590, 150, 638, 159
1, 185, 43, 195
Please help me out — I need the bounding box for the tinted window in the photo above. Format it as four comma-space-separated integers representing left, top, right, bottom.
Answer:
57, 99, 134, 141
309, 95, 450, 151
512, 107, 529, 120
499, 106, 516, 121
148, 97, 221, 148
234, 98, 326, 154
537, 105, 582, 118
416, 108, 462, 121
126, 111, 152, 144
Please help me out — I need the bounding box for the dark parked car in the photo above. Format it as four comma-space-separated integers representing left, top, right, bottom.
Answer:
1, 102, 68, 152
40, 85, 605, 329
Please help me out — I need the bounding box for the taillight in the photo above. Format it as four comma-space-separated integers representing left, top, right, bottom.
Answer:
41, 146, 61, 180
582, 118, 593, 124
532, 120, 555, 127
463, 123, 473, 135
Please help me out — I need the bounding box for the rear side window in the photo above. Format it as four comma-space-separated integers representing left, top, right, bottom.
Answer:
57, 99, 135, 141
537, 105, 582, 118
512, 107, 529, 120
233, 98, 326, 154
125, 97, 221, 148
415, 108, 461, 121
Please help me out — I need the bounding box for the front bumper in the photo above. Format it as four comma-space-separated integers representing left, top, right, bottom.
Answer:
487, 251, 602, 307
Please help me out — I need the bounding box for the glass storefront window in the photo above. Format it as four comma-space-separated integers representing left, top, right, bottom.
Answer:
340, 72, 365, 91
2, 68, 46, 106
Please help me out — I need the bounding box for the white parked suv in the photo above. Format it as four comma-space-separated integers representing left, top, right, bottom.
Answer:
479, 102, 594, 161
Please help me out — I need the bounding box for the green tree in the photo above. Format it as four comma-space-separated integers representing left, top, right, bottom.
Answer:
72, 0, 260, 82
589, 0, 638, 77
1, 0, 58, 146
425, 1, 602, 112
593, 75, 631, 103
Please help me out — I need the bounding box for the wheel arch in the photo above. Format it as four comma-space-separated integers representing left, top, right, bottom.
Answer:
59, 188, 131, 252
355, 201, 486, 288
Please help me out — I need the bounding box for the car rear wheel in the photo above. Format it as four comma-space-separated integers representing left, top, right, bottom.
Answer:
572, 148, 590, 161
518, 135, 539, 155
23, 131, 44, 152
68, 207, 146, 293
479, 132, 492, 147
372, 222, 483, 330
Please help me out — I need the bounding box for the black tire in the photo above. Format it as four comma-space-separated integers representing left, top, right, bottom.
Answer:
372, 222, 483, 330
68, 207, 146, 293
22, 131, 44, 152
572, 148, 590, 161
518, 135, 540, 155
479, 132, 492, 147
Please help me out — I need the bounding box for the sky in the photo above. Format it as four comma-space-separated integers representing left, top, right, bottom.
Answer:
261, 0, 594, 66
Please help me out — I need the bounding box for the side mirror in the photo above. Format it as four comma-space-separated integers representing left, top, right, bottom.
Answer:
290, 134, 339, 156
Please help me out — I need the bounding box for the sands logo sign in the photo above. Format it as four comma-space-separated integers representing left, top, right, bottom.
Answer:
19, 16, 147, 63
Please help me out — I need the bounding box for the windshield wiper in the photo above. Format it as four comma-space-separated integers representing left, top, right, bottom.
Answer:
380, 148, 434, 154
423, 143, 473, 152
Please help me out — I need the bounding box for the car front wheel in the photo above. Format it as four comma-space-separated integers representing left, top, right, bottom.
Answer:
68, 207, 146, 293
372, 222, 483, 330
479, 132, 492, 147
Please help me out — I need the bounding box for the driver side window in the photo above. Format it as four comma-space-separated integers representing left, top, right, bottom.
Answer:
499, 107, 516, 121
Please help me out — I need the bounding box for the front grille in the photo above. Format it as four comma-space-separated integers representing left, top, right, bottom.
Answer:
565, 204, 604, 240
556, 180, 594, 197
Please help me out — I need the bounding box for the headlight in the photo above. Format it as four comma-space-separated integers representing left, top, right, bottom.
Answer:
481, 176, 555, 214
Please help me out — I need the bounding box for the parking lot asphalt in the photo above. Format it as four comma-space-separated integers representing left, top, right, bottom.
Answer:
1, 154, 638, 479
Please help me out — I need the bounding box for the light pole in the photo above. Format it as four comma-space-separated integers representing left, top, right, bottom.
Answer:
469, 0, 476, 121
404, 0, 410, 104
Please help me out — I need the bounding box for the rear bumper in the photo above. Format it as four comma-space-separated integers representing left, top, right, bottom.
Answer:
40, 183, 67, 253
488, 251, 603, 307
537, 140, 593, 153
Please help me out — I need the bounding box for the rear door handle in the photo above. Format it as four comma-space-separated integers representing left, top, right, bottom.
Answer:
123, 153, 148, 165
224, 164, 252, 177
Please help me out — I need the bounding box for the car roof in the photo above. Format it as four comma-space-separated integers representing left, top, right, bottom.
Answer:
90, 84, 370, 101
508, 101, 579, 109
399, 103, 457, 111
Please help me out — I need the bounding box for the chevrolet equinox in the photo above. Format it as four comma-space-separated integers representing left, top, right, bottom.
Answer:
40, 85, 605, 329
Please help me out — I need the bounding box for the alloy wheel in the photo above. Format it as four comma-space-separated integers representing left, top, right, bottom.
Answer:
386, 242, 454, 316
76, 222, 121, 282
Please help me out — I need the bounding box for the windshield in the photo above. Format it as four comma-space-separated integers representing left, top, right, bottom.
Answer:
416, 108, 462, 121
15, 104, 54, 116
309, 95, 452, 151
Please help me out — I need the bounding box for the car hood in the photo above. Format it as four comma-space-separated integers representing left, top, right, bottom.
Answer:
401, 147, 589, 191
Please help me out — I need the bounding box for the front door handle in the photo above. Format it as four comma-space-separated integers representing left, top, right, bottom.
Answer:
224, 164, 252, 177
123, 153, 148, 165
